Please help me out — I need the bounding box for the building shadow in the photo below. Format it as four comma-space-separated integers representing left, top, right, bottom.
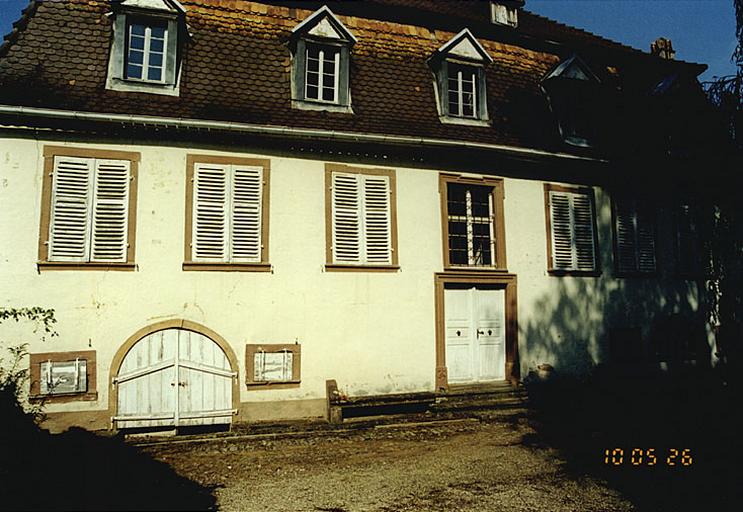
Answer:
0, 390, 218, 511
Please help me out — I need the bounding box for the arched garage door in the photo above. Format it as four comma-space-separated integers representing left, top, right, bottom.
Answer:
113, 328, 236, 429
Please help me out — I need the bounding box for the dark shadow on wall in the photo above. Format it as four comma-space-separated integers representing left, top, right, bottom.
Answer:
0, 390, 218, 512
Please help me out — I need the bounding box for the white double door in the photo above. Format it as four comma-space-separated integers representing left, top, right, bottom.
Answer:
114, 328, 236, 429
445, 286, 506, 383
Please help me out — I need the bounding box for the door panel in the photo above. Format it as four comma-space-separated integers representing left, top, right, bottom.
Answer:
445, 288, 474, 382
444, 286, 506, 384
115, 328, 234, 429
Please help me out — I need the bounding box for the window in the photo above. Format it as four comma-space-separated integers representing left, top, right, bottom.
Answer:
29, 351, 97, 403
184, 155, 270, 271
106, 0, 185, 96
613, 197, 656, 275
545, 184, 599, 274
675, 203, 710, 277
38, 147, 139, 269
305, 43, 340, 103
125, 21, 167, 82
440, 174, 506, 269
541, 55, 601, 147
325, 164, 398, 270
290, 6, 355, 111
490, 2, 521, 27
447, 63, 479, 119
245, 344, 301, 389
429, 29, 492, 124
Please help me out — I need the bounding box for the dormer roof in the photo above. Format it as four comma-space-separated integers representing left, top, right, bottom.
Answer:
291, 5, 357, 45
113, 0, 186, 14
432, 29, 493, 64
543, 55, 600, 83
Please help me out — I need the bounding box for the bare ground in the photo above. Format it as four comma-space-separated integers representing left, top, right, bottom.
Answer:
146, 415, 633, 512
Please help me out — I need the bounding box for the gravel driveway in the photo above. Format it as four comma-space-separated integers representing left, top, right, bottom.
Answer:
146, 415, 633, 512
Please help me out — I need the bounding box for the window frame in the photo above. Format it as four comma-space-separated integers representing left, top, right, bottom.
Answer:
106, 10, 181, 96
439, 174, 507, 271
29, 350, 98, 403
124, 19, 169, 83
184, 154, 271, 272
436, 58, 489, 123
543, 183, 601, 277
37, 146, 139, 271
245, 344, 301, 389
324, 164, 399, 272
611, 196, 658, 277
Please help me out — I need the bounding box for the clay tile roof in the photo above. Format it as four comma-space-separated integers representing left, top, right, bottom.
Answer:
0, 0, 707, 156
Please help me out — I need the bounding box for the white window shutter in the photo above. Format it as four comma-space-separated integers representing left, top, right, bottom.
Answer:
332, 172, 362, 263
91, 159, 130, 262
48, 157, 93, 262
550, 190, 596, 271
362, 175, 392, 265
231, 166, 262, 262
571, 193, 596, 271
549, 191, 574, 270
193, 164, 228, 261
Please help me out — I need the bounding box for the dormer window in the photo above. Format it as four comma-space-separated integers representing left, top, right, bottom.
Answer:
429, 29, 492, 126
490, 1, 522, 28
290, 6, 356, 113
106, 0, 186, 96
541, 55, 601, 147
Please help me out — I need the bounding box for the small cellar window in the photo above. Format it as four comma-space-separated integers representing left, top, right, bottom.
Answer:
40, 358, 88, 395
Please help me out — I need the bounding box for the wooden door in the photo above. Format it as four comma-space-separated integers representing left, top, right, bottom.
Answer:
114, 328, 235, 429
444, 287, 506, 384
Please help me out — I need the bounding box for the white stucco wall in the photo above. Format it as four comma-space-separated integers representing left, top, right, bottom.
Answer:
0, 136, 704, 421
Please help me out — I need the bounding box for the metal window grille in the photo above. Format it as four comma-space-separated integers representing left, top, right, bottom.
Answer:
447, 183, 495, 266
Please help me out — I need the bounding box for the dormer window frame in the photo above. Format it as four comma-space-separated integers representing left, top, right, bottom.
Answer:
490, 1, 522, 28
290, 6, 356, 114
541, 55, 602, 148
429, 29, 493, 127
106, 0, 186, 97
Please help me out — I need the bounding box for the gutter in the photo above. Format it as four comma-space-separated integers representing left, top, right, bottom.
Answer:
0, 104, 608, 164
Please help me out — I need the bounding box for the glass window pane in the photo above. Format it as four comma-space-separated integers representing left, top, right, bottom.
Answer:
306, 71, 319, 87
472, 223, 492, 265
448, 221, 468, 265
147, 67, 162, 81
149, 38, 164, 53
150, 26, 166, 39
128, 49, 144, 65
470, 186, 491, 217
322, 86, 335, 101
447, 183, 467, 216
307, 56, 319, 73
130, 34, 145, 50
306, 84, 319, 99
130, 24, 146, 37
127, 63, 143, 79
149, 52, 163, 67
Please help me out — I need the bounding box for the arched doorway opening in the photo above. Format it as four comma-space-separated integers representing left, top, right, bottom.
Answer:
111, 321, 238, 429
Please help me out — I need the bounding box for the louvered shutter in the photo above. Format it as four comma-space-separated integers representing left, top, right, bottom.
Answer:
549, 191, 574, 270
636, 207, 656, 273
362, 175, 392, 264
91, 159, 130, 262
615, 199, 655, 274
571, 192, 596, 271
549, 190, 596, 271
193, 164, 228, 261
231, 166, 262, 262
331, 172, 362, 263
48, 157, 93, 262
614, 200, 637, 273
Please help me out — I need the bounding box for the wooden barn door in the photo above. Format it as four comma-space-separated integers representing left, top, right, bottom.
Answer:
114, 328, 236, 429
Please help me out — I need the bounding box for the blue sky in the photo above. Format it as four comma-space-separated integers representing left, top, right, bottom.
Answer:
0, 0, 738, 81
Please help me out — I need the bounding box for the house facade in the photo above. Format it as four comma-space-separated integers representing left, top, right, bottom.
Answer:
0, 0, 712, 432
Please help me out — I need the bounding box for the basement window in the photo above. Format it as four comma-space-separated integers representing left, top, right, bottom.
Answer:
40, 359, 87, 395
245, 344, 301, 388
29, 350, 98, 402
